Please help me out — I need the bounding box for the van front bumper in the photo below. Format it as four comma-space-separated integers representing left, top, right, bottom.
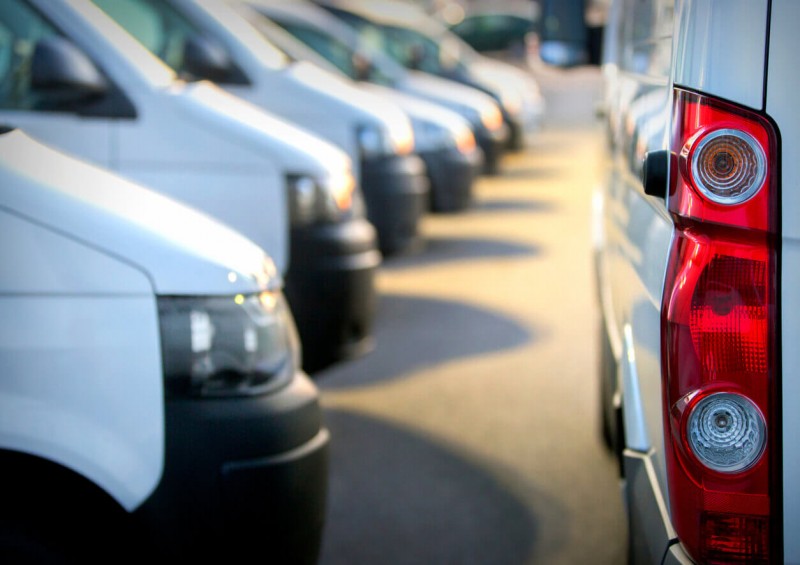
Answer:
475, 123, 510, 174
286, 217, 381, 374
419, 146, 483, 213
134, 373, 329, 564
360, 153, 429, 256
504, 112, 525, 151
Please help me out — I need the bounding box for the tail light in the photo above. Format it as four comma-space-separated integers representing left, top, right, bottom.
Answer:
662, 89, 780, 563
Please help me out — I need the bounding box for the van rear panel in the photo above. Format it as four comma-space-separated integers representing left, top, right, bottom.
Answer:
766, 1, 800, 562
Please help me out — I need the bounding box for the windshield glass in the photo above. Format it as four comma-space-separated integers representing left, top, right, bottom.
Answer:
223, 1, 291, 69
264, 16, 403, 87
93, 0, 200, 74
93, 0, 286, 79
343, 16, 471, 75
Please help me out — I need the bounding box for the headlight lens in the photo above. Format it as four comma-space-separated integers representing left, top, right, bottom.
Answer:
456, 104, 504, 133
412, 118, 476, 155
357, 123, 395, 158
158, 291, 299, 397
412, 119, 452, 152
499, 89, 523, 117
357, 122, 414, 158
481, 103, 504, 131
287, 171, 357, 226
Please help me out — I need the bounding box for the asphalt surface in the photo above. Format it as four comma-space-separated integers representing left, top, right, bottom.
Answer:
312, 65, 628, 565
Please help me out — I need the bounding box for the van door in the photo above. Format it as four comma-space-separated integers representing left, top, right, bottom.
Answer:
0, 0, 128, 166
598, 0, 675, 561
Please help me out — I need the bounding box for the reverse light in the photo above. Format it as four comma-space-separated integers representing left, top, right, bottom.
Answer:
687, 392, 767, 473
662, 89, 779, 564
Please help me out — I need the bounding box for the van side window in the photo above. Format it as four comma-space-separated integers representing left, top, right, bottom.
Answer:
0, 0, 61, 110
278, 22, 357, 79
0, 0, 136, 118
93, 0, 251, 85
94, 0, 193, 75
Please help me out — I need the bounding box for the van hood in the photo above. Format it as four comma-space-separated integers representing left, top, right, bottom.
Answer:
285, 61, 410, 126
362, 83, 471, 135
400, 70, 500, 115
179, 0, 411, 144
0, 130, 278, 296
469, 57, 546, 118
174, 80, 352, 177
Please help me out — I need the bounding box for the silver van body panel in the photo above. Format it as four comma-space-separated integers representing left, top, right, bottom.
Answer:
602, 0, 797, 562
673, 0, 768, 110
766, 2, 800, 562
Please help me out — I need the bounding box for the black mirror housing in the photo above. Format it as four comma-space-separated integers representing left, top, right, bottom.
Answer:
32, 37, 108, 95
183, 35, 233, 83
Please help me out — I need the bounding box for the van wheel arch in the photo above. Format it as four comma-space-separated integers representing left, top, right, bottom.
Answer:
598, 319, 626, 477
0, 450, 135, 562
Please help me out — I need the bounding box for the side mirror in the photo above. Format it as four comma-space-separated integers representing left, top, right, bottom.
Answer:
407, 43, 424, 70
32, 37, 108, 96
352, 52, 372, 82
183, 35, 233, 82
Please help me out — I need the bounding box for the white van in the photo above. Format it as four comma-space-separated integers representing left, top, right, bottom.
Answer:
251, 8, 484, 213
94, 0, 429, 256
0, 128, 328, 562
586, 0, 800, 563
0, 0, 382, 374
248, 0, 512, 175
314, 0, 547, 151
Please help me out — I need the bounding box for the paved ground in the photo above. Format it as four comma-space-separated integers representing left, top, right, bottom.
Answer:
312, 65, 627, 565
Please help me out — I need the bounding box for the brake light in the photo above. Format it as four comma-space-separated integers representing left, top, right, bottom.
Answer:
662, 89, 779, 563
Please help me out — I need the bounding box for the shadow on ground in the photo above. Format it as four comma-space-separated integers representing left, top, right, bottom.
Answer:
316, 293, 536, 389
472, 198, 557, 214
382, 236, 540, 271
318, 410, 568, 565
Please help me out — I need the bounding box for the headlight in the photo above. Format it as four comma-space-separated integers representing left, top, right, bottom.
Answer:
458, 106, 483, 130
357, 122, 414, 158
499, 89, 523, 117
412, 118, 476, 155
412, 119, 452, 152
158, 291, 299, 397
456, 104, 503, 133
287, 171, 357, 226
480, 103, 504, 132
357, 123, 395, 158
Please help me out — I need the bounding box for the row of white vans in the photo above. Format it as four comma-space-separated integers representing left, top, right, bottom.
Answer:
0, 0, 543, 562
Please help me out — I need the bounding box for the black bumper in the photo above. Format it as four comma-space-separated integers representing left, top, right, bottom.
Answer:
504, 112, 524, 151
134, 374, 329, 564
361, 153, 429, 256
285, 218, 381, 374
419, 146, 483, 213
475, 123, 510, 174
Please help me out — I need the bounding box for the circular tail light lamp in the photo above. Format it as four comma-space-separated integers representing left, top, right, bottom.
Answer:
691, 128, 767, 205
686, 392, 767, 473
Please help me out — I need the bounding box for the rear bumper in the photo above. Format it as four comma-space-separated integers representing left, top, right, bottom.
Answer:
286, 218, 381, 373
134, 373, 329, 564
623, 449, 678, 565
419, 146, 482, 213
361, 153, 429, 255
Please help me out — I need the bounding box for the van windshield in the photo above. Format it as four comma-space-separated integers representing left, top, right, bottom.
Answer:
92, 0, 286, 80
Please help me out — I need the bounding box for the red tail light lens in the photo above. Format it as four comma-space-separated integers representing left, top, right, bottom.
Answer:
662, 89, 779, 563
